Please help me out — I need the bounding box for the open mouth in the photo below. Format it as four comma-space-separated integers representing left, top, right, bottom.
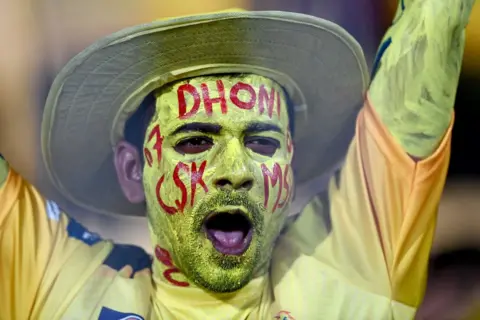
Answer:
204, 210, 253, 256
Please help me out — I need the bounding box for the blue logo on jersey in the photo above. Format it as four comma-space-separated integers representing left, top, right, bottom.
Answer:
98, 307, 144, 320
67, 217, 101, 246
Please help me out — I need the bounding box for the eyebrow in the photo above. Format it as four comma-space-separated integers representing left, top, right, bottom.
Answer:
245, 122, 283, 134
171, 122, 222, 135
170, 121, 282, 136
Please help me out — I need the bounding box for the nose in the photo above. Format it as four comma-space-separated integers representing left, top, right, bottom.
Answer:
212, 138, 255, 191
213, 156, 255, 191
214, 175, 254, 191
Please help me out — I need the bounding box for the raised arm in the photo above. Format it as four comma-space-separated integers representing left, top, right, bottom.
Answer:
0, 1, 42, 184
0, 0, 168, 183
369, 0, 475, 158
270, 3, 476, 318
0, 4, 109, 318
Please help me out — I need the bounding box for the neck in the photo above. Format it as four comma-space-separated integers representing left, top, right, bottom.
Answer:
151, 243, 270, 290
151, 252, 271, 317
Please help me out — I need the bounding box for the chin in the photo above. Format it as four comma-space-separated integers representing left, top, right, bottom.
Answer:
181, 237, 262, 293
194, 268, 254, 293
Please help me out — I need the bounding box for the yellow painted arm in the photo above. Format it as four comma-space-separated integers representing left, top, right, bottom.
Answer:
369, 0, 475, 158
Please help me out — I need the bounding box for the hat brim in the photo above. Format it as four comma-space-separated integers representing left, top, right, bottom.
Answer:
42, 11, 369, 217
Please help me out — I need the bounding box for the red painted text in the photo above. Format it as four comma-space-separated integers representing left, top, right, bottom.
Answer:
177, 80, 282, 119
156, 161, 209, 214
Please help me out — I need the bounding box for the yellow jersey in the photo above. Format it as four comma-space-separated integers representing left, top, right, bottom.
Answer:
0, 99, 451, 319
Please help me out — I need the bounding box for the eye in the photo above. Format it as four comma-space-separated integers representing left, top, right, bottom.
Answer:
174, 137, 213, 154
244, 137, 280, 157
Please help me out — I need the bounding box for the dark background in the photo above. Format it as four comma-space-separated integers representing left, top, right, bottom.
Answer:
450, 75, 480, 178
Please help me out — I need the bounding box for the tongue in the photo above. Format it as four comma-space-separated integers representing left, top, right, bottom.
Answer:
210, 230, 244, 247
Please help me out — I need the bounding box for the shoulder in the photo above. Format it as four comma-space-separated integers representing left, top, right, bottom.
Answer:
64, 213, 152, 276
103, 243, 152, 277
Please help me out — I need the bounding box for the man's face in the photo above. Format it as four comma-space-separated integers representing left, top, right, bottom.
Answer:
142, 74, 294, 292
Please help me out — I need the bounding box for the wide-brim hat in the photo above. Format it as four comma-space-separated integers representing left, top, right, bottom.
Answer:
41, 10, 369, 217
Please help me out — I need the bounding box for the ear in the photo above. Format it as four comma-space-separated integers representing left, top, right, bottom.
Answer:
114, 140, 145, 203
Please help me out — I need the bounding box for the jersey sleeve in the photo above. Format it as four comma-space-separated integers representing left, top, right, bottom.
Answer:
270, 97, 452, 319
0, 160, 113, 319
344, 96, 452, 305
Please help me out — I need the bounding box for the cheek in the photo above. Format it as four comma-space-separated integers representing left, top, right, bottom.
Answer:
259, 161, 294, 214
143, 158, 210, 215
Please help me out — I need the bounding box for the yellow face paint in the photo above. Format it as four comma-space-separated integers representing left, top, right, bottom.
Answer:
142, 74, 294, 293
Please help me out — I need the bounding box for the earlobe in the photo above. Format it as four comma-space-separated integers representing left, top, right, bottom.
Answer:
114, 140, 145, 203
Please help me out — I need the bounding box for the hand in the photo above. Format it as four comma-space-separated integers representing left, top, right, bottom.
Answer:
367, 0, 475, 158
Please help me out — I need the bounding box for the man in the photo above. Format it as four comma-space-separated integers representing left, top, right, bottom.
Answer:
0, 1, 475, 320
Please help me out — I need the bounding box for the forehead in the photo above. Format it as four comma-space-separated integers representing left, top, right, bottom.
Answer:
152, 74, 290, 133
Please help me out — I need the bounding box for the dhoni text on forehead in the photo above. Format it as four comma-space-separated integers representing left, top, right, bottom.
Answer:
177, 80, 283, 119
